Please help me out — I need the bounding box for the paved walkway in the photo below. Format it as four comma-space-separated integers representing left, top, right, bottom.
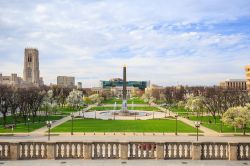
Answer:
1, 135, 250, 142
83, 110, 166, 120
1, 160, 249, 166
31, 106, 92, 135
155, 105, 219, 136
103, 104, 148, 107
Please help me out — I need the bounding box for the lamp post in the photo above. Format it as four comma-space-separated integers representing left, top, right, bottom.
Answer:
27, 117, 30, 136
46, 121, 52, 141
194, 121, 201, 141
175, 114, 178, 136
71, 113, 74, 135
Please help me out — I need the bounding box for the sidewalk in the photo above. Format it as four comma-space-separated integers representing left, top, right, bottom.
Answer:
155, 105, 219, 136
31, 106, 92, 135
1, 159, 249, 166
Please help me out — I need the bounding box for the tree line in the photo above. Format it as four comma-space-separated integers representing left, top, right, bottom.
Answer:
0, 85, 86, 127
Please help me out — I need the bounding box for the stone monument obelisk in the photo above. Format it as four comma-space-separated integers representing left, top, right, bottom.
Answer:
121, 65, 128, 114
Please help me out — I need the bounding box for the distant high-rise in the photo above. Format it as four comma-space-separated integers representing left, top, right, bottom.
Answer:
77, 82, 82, 89
23, 48, 40, 85
57, 76, 75, 88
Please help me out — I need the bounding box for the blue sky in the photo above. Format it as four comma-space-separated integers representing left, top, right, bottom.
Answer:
0, 0, 250, 87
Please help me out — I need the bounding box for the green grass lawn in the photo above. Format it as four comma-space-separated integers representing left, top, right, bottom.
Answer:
188, 116, 250, 133
170, 107, 201, 117
56, 107, 80, 115
170, 107, 189, 113
102, 97, 146, 104
51, 119, 198, 133
0, 115, 64, 133
89, 106, 160, 111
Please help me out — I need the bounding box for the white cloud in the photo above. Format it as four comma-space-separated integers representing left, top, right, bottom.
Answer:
35, 4, 48, 13
0, 0, 250, 87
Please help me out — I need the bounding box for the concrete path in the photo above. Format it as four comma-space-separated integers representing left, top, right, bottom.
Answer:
1, 159, 249, 166
1, 134, 250, 142
103, 104, 148, 107
83, 110, 166, 120
31, 106, 92, 135
155, 105, 219, 136
178, 116, 218, 136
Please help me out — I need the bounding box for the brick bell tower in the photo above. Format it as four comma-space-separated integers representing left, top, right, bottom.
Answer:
23, 48, 40, 85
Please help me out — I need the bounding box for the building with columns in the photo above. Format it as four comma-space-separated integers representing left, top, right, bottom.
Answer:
110, 86, 139, 98
246, 65, 250, 94
219, 79, 247, 91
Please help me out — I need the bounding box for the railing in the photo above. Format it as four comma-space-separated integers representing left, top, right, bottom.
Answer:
0, 143, 10, 160
0, 141, 249, 160
56, 142, 84, 159
165, 142, 192, 159
237, 143, 250, 160
19, 142, 47, 160
93, 142, 119, 159
129, 142, 156, 159
201, 142, 228, 160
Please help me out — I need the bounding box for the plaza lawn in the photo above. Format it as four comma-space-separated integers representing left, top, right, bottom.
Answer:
188, 116, 250, 133
102, 98, 146, 104
170, 107, 189, 113
89, 106, 160, 111
57, 107, 80, 115
0, 115, 64, 133
51, 119, 198, 133
170, 107, 200, 117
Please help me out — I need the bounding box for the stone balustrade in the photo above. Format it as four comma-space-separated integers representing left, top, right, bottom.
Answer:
0, 142, 249, 160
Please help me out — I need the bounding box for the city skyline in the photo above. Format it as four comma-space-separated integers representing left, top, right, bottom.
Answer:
0, 0, 250, 87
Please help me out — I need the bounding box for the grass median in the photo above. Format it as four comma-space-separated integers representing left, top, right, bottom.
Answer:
51, 118, 199, 133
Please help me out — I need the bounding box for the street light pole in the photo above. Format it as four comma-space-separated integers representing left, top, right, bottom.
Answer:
27, 117, 30, 136
71, 113, 74, 135
194, 121, 201, 141
46, 121, 52, 141
82, 110, 85, 118
175, 114, 178, 136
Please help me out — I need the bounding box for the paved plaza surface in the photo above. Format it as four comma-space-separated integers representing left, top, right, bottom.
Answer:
1, 160, 250, 166
0, 135, 249, 142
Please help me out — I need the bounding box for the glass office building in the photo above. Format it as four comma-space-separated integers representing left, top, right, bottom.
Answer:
100, 78, 149, 90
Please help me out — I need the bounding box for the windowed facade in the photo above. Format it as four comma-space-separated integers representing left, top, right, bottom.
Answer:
246, 66, 250, 95
100, 79, 148, 90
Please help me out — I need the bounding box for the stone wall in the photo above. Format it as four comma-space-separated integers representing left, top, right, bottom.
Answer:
0, 141, 249, 160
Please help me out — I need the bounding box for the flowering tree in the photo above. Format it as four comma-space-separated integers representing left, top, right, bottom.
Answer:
66, 89, 83, 110
177, 101, 185, 108
185, 95, 205, 118
222, 105, 250, 135
141, 93, 150, 103
42, 90, 58, 117
88, 94, 104, 105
